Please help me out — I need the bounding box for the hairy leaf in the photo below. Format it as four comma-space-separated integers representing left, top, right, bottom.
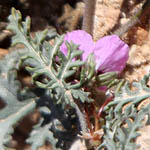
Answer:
98, 74, 150, 150
0, 50, 37, 150
7, 8, 93, 108
26, 118, 61, 150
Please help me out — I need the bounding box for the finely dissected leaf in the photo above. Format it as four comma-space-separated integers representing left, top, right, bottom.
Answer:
7, 8, 93, 108
98, 105, 150, 150
98, 74, 150, 150
104, 74, 150, 114
27, 96, 79, 150
0, 50, 37, 150
26, 118, 61, 150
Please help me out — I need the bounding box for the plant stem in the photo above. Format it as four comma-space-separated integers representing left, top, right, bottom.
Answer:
74, 103, 88, 133
82, 0, 96, 36
113, 0, 150, 37
67, 91, 88, 132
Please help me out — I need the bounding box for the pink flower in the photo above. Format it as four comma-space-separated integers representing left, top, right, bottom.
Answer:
60, 30, 94, 61
60, 30, 129, 73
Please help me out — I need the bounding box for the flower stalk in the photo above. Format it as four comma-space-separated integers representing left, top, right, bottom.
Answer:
82, 0, 96, 36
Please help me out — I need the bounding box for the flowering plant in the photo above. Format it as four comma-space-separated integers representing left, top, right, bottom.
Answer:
0, 8, 150, 150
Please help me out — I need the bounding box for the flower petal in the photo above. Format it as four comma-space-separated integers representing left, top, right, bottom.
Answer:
93, 35, 129, 73
60, 30, 94, 61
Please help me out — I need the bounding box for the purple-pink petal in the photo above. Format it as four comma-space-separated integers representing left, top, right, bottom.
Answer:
93, 35, 129, 73
60, 30, 94, 61
60, 30, 129, 74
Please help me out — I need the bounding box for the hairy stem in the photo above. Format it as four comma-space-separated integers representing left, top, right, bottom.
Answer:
113, 0, 150, 37
74, 103, 88, 133
67, 91, 88, 132
82, 0, 96, 36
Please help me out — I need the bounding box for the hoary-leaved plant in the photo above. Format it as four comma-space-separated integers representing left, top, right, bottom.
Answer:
0, 7, 150, 150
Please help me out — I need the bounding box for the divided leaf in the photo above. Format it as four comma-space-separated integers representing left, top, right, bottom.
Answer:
0, 50, 36, 149
7, 8, 93, 107
98, 105, 150, 150
98, 74, 150, 150
26, 118, 61, 150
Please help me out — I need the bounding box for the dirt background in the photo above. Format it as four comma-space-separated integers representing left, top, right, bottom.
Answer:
0, 0, 150, 149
